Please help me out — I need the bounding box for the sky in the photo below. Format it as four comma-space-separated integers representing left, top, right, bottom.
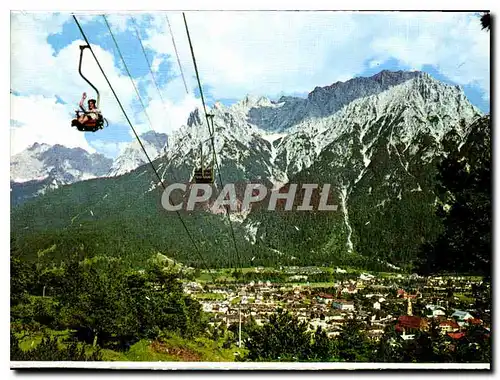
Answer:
10, 11, 490, 158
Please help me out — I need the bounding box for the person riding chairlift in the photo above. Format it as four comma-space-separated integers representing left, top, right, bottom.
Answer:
77, 92, 101, 125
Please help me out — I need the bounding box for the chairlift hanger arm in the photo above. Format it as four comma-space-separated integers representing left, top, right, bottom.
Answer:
199, 134, 215, 173
78, 45, 100, 108
206, 113, 217, 136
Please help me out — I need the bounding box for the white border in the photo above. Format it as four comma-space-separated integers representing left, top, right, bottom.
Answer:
9, 361, 492, 370
4, 0, 497, 377
4, 0, 496, 11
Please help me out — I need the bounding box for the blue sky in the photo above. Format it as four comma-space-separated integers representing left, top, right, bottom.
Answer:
11, 12, 490, 158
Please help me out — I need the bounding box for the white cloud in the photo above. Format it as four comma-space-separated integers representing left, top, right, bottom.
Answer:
10, 94, 94, 155
11, 34, 139, 126
103, 13, 131, 33
369, 13, 489, 95
144, 12, 363, 98
10, 11, 490, 158
151, 56, 163, 73
10, 13, 151, 153
368, 59, 383, 68
89, 139, 129, 158
143, 11, 489, 99
132, 76, 200, 135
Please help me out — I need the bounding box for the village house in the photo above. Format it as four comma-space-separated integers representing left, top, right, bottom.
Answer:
397, 289, 421, 299
308, 318, 329, 332
332, 300, 355, 311
342, 284, 358, 294
465, 318, 483, 326
183, 281, 203, 293
439, 320, 460, 334
317, 293, 335, 304
184, 264, 488, 349
425, 304, 447, 318
359, 273, 375, 281
395, 315, 429, 340
365, 326, 385, 340
328, 315, 346, 329
201, 302, 213, 312
451, 310, 475, 326
447, 332, 466, 340
364, 293, 387, 301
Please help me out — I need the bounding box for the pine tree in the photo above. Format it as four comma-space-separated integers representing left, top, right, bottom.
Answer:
417, 116, 491, 276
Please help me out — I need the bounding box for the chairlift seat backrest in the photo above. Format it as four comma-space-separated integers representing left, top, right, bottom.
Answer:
194, 167, 214, 184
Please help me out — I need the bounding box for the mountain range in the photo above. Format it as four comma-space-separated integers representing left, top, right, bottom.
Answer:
10, 70, 484, 270
10, 132, 168, 206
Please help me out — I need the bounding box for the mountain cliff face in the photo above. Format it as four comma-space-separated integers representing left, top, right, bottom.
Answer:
10, 131, 169, 205
11, 143, 112, 183
11, 70, 484, 269
242, 72, 481, 268
109, 131, 168, 177
245, 70, 423, 133
160, 71, 478, 185
10, 143, 113, 205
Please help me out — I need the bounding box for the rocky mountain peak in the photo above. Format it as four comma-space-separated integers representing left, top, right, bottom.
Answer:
187, 108, 203, 127
11, 70, 488, 270
306, 70, 423, 114
11, 143, 112, 183
11, 70, 483, 212
10, 143, 113, 204
140, 130, 168, 149
109, 131, 169, 177
26, 142, 51, 153
370, 69, 423, 86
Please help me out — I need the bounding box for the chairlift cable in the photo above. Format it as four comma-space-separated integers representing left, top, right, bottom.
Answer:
130, 16, 176, 164
130, 16, 167, 107
166, 14, 190, 94
182, 12, 242, 271
102, 15, 165, 156
73, 15, 212, 276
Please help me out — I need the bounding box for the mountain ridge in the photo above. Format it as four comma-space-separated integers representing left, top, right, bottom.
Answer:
10, 70, 485, 270
10, 131, 168, 205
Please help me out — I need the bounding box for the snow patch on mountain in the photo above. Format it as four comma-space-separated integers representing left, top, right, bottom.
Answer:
10, 142, 112, 183
274, 72, 480, 179
155, 71, 482, 253
340, 185, 354, 253
110, 131, 168, 177
10, 143, 113, 206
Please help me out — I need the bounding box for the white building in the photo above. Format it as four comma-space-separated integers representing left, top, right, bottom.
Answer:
451, 310, 474, 321
360, 273, 375, 281
425, 305, 446, 318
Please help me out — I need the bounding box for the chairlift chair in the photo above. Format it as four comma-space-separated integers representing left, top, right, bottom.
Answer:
193, 114, 216, 184
71, 45, 108, 132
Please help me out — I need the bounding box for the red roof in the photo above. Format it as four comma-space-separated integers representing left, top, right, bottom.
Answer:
448, 332, 465, 340
318, 293, 334, 299
398, 315, 424, 329
439, 320, 460, 329
397, 289, 406, 296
